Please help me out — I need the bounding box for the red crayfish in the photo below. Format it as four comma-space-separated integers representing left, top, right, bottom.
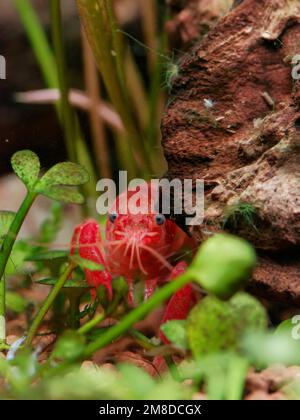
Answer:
70, 184, 197, 341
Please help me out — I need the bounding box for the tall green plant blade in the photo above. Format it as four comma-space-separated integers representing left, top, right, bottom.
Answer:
77, 0, 152, 175
13, 0, 58, 88
51, 0, 77, 163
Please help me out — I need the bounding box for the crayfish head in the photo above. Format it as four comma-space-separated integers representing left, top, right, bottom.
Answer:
104, 212, 177, 278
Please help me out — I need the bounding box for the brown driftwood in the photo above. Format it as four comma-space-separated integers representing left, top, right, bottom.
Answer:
162, 0, 300, 304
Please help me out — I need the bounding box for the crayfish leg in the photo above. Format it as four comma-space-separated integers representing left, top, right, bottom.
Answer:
70, 219, 113, 300
126, 278, 135, 307
159, 261, 197, 344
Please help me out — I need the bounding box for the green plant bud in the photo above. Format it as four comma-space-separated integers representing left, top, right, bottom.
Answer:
191, 234, 257, 299
187, 292, 268, 359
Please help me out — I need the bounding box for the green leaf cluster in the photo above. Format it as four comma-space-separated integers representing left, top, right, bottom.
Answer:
11, 150, 89, 204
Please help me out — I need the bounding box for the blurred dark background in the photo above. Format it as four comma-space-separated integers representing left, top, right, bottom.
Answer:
0, 1, 79, 173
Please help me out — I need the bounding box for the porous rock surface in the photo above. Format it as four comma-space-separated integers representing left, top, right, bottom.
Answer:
162, 0, 300, 303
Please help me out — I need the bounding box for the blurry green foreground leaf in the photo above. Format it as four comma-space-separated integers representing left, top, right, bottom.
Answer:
6, 291, 29, 313
241, 330, 300, 368
187, 292, 268, 359
52, 330, 86, 361
10, 150, 90, 205
160, 320, 188, 350
191, 234, 256, 300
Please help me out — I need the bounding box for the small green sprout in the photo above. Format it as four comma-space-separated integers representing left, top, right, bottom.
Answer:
223, 202, 258, 233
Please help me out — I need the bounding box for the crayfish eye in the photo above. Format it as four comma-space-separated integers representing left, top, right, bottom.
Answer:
155, 214, 166, 226
108, 212, 118, 223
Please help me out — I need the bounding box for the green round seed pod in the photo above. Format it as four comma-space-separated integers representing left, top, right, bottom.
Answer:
187, 292, 268, 359
191, 234, 256, 300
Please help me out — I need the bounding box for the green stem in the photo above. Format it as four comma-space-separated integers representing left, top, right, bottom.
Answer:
51, 0, 98, 215
225, 357, 249, 400
164, 354, 182, 382
105, 0, 126, 94
83, 272, 191, 358
129, 328, 156, 350
67, 292, 82, 330
51, 0, 76, 162
25, 263, 75, 347
0, 191, 37, 344
130, 329, 181, 381
12, 0, 58, 88
78, 312, 105, 335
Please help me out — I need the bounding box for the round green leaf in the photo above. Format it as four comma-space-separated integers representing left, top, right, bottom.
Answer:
36, 186, 85, 204
38, 162, 90, 189
11, 150, 40, 189
191, 234, 256, 300
187, 292, 268, 359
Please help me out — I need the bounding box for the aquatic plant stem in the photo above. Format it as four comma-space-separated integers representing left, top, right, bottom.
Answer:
225, 357, 249, 400
25, 263, 75, 347
0, 191, 37, 345
129, 328, 156, 350
51, 0, 98, 215
51, 0, 77, 162
12, 0, 58, 88
130, 330, 182, 381
67, 290, 83, 330
140, 0, 158, 72
164, 354, 182, 382
78, 312, 105, 335
105, 0, 127, 93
